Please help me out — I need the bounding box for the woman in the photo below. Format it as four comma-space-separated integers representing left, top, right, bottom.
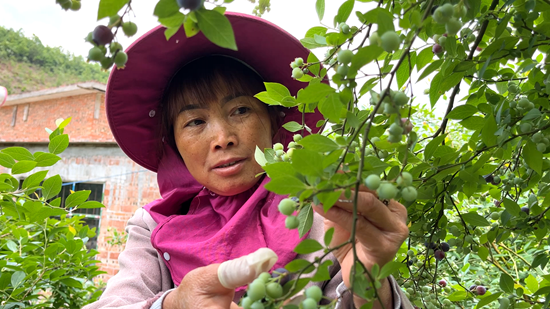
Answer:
85, 12, 412, 309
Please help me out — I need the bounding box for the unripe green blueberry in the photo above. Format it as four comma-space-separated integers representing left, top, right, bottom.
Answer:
287, 148, 294, 158
369, 32, 381, 46
365, 174, 381, 190
88, 47, 104, 61
305, 285, 323, 302
438, 36, 447, 45
293, 134, 302, 142
285, 215, 299, 229
295, 57, 304, 66
292, 67, 304, 79
537, 143, 546, 152
114, 51, 128, 67
340, 23, 350, 34
290, 61, 298, 69
70, 0, 81, 11
337, 49, 353, 65
407, 249, 414, 256
100, 57, 114, 70
241, 297, 253, 309
378, 150, 388, 159
247, 279, 266, 301
281, 153, 290, 162
301, 298, 318, 309
520, 122, 533, 133
445, 18, 463, 35
465, 235, 473, 243
518, 97, 530, 108
532, 132, 543, 143
389, 123, 404, 136
377, 182, 398, 200
266, 282, 283, 298
275, 149, 285, 157
380, 31, 400, 53
122, 21, 138, 37
453, 4, 467, 18
258, 272, 271, 283
499, 297, 510, 309
387, 134, 401, 143
493, 176, 501, 185
397, 172, 413, 187
109, 42, 123, 54
337, 64, 349, 77
250, 301, 264, 309
401, 186, 417, 201
273, 143, 284, 151
278, 198, 296, 216
510, 101, 517, 108
393, 91, 409, 106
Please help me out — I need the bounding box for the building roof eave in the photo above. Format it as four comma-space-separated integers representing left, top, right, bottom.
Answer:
2, 82, 106, 107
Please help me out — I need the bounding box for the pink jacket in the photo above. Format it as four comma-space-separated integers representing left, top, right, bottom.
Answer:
84, 208, 414, 309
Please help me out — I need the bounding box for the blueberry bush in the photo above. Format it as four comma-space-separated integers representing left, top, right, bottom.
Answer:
0, 119, 105, 308
57, 0, 550, 308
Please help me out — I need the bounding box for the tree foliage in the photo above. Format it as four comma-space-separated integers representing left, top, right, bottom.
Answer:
50, 0, 550, 308
0, 119, 105, 308
0, 26, 109, 94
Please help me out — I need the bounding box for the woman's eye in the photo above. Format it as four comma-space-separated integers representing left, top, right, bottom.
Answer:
186, 119, 204, 127
235, 106, 250, 115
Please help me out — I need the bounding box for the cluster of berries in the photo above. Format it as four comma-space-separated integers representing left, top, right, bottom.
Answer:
290, 58, 308, 79
370, 90, 410, 119
240, 268, 293, 309
273, 134, 302, 162
364, 172, 417, 202
277, 198, 299, 229
56, 0, 80, 11
431, 3, 467, 54
86, 15, 138, 69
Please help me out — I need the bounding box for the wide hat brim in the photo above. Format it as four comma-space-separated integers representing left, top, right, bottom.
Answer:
106, 12, 324, 172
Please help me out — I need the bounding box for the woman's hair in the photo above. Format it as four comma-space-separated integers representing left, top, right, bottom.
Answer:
159, 56, 284, 156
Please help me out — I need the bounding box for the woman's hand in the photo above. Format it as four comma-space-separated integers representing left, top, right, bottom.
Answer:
163, 248, 278, 309
313, 186, 409, 308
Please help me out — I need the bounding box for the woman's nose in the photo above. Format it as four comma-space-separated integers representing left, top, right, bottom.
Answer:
211, 120, 238, 150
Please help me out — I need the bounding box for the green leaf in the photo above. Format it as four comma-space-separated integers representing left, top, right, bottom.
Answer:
263, 162, 296, 179
165, 26, 181, 41
48, 134, 69, 155
42, 175, 62, 200
196, 9, 237, 50
34, 153, 61, 167
461, 212, 491, 226
159, 12, 185, 28
334, 0, 354, 26
418, 59, 443, 81
0, 153, 15, 168
294, 239, 323, 254
440, 73, 465, 93
523, 140, 542, 175
21, 171, 48, 189
319, 93, 343, 122
481, 115, 497, 147
11, 160, 37, 174
297, 204, 314, 238
350, 45, 384, 74
10, 271, 25, 288
97, 0, 129, 20
60, 277, 83, 288
316, 0, 325, 20
475, 292, 502, 308
396, 56, 410, 89
78, 201, 105, 209
502, 198, 520, 216
265, 83, 292, 102
153, 0, 180, 18
311, 260, 333, 282
525, 274, 539, 293
478, 246, 489, 261
299, 134, 339, 153
324, 227, 335, 247
317, 190, 341, 212
363, 8, 394, 35
183, 17, 199, 38
1, 146, 34, 161
297, 83, 335, 103
425, 135, 446, 160
264, 176, 307, 195
379, 261, 405, 279
57, 117, 72, 129
285, 259, 313, 272
460, 116, 486, 130
65, 190, 91, 209
500, 273, 514, 293
416, 47, 433, 71
291, 149, 324, 176
282, 121, 303, 132
534, 286, 550, 296
254, 146, 267, 167
429, 72, 443, 108
447, 290, 468, 301
447, 105, 478, 120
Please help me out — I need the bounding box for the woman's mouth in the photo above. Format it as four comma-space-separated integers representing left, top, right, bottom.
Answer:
217, 160, 240, 168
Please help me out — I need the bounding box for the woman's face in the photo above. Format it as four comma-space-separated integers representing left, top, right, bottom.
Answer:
173, 94, 273, 196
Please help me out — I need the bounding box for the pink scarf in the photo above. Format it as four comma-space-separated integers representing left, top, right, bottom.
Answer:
144, 143, 302, 289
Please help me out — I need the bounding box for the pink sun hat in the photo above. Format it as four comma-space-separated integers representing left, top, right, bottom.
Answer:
105, 12, 324, 172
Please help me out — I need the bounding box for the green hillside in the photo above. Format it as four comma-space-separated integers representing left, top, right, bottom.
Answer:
0, 26, 109, 95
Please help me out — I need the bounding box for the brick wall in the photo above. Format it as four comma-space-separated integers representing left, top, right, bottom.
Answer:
0, 91, 161, 282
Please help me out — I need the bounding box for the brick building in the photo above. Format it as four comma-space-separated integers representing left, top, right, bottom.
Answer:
0, 82, 160, 282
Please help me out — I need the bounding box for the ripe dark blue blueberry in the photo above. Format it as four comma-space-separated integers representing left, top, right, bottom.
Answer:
434, 250, 445, 261
271, 268, 290, 285
92, 25, 114, 45
177, 0, 204, 11
440, 242, 450, 252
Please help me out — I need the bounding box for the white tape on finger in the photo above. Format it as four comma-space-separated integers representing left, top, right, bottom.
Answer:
218, 248, 278, 289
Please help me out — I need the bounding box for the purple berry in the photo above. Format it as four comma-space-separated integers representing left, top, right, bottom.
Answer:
476, 285, 487, 295
92, 25, 114, 45
176, 0, 204, 10
271, 268, 290, 286
439, 279, 447, 287
433, 44, 443, 54
521, 206, 530, 215
437, 251, 446, 259
440, 242, 450, 252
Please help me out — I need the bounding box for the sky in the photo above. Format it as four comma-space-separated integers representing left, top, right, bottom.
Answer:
0, 0, 351, 59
